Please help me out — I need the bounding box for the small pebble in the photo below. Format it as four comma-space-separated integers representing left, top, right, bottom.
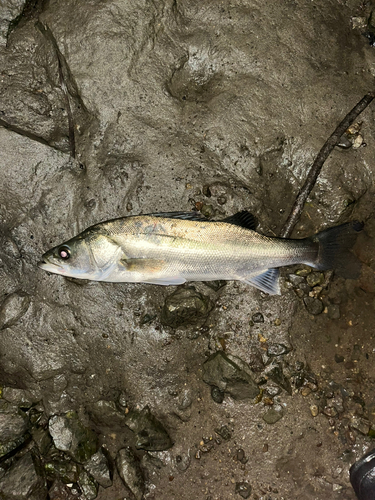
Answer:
252, 312, 264, 323
303, 297, 324, 315
296, 268, 311, 276
211, 386, 224, 404
310, 405, 319, 417
301, 387, 311, 397
235, 481, 252, 499
306, 272, 324, 287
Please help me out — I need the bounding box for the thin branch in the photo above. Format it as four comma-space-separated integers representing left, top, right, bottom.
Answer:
280, 92, 375, 238
36, 21, 76, 159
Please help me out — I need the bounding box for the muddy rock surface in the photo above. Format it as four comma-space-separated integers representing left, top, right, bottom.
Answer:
1, 0, 375, 499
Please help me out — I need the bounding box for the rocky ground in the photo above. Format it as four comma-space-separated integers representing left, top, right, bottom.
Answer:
1, 0, 375, 499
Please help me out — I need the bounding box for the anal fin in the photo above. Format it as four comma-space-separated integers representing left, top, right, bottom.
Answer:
242, 268, 280, 295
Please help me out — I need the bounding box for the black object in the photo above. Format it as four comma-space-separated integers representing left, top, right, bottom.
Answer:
350, 448, 375, 500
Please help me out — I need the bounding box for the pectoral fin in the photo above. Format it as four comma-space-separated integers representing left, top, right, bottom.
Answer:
242, 268, 280, 295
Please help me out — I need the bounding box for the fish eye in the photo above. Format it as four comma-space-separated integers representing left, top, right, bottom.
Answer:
58, 246, 71, 260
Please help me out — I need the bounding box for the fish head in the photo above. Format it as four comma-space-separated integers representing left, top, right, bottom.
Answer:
39, 229, 122, 281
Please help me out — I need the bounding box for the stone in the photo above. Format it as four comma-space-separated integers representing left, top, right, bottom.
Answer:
48, 480, 73, 500
251, 312, 264, 323
49, 412, 98, 463
306, 272, 324, 287
202, 351, 259, 400
262, 407, 284, 424
303, 296, 324, 315
215, 425, 231, 440
0, 452, 47, 500
350, 416, 371, 435
288, 274, 306, 286
175, 452, 191, 472
88, 400, 126, 428
310, 405, 319, 417
296, 268, 311, 277
203, 280, 227, 291
235, 481, 252, 499
0, 399, 29, 458
267, 343, 292, 356
2, 387, 40, 408
160, 287, 213, 328
124, 406, 173, 451
116, 447, 145, 500
44, 460, 80, 484
247, 346, 265, 373
0, 0, 26, 47
264, 361, 292, 395
84, 448, 112, 488
211, 386, 225, 403
0, 291, 30, 329
78, 470, 98, 500
31, 427, 52, 455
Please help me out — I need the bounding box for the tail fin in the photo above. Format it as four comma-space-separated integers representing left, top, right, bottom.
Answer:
311, 221, 363, 279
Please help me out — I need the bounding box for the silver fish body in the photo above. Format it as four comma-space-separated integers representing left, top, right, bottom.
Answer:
39, 211, 363, 294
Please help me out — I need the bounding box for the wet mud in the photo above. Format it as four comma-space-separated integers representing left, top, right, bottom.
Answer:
1, 0, 375, 499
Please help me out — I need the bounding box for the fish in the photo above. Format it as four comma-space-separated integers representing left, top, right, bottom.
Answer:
38, 211, 363, 295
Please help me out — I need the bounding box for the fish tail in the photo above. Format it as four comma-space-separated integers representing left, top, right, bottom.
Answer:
309, 221, 363, 278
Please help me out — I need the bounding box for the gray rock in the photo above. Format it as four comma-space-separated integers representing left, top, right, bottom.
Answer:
175, 452, 191, 472
262, 407, 284, 424
49, 412, 98, 463
78, 470, 98, 500
202, 351, 259, 400
0, 291, 30, 329
0, 0, 26, 46
84, 448, 112, 488
88, 400, 126, 428
48, 480, 73, 500
44, 459, 80, 484
161, 287, 213, 328
125, 406, 173, 451
215, 425, 231, 441
251, 312, 264, 323
267, 343, 292, 356
303, 296, 324, 315
203, 280, 227, 291
31, 427, 52, 455
288, 274, 306, 286
116, 447, 145, 500
0, 452, 47, 500
235, 481, 252, 499
350, 416, 371, 435
2, 387, 40, 407
264, 361, 292, 394
211, 386, 225, 403
0, 399, 29, 458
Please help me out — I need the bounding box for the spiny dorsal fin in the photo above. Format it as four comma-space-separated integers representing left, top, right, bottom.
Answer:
222, 211, 257, 230
146, 211, 207, 221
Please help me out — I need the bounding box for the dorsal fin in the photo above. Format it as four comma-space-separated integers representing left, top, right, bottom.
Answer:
222, 211, 257, 230
146, 211, 207, 221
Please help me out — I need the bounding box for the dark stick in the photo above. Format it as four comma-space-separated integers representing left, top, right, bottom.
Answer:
36, 21, 76, 159
280, 92, 375, 238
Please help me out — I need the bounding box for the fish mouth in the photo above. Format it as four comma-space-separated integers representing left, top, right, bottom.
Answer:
38, 259, 64, 273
